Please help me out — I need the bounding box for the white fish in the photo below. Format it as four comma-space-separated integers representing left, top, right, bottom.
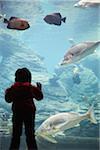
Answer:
60, 41, 100, 66
36, 106, 97, 143
74, 0, 100, 8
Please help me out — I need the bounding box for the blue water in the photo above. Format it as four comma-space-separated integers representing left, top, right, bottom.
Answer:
0, 0, 100, 150
0, 0, 99, 73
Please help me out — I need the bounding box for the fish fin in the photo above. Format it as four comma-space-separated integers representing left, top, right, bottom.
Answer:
7, 24, 14, 29
9, 16, 18, 20
86, 104, 97, 124
62, 17, 66, 23
54, 22, 61, 26
56, 121, 69, 130
40, 134, 57, 143
54, 13, 61, 17
55, 131, 65, 136
69, 38, 76, 47
4, 18, 9, 23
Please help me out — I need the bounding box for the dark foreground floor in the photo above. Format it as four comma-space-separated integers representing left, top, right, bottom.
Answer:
37, 136, 100, 150
0, 135, 99, 150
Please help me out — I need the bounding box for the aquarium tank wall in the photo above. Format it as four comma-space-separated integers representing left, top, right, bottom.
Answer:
0, 0, 100, 150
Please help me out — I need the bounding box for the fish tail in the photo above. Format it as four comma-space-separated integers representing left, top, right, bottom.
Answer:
86, 105, 97, 124
4, 18, 9, 23
0, 14, 8, 23
62, 17, 66, 23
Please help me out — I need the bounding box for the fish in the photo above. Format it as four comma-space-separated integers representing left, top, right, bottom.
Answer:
72, 66, 81, 84
44, 13, 66, 26
60, 41, 100, 66
0, 14, 30, 30
74, 0, 100, 8
72, 73, 81, 84
36, 105, 97, 143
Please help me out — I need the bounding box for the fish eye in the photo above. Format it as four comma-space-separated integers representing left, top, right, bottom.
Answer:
70, 53, 74, 56
46, 124, 51, 130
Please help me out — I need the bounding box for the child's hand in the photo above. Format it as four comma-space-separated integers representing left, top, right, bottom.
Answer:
36, 82, 42, 90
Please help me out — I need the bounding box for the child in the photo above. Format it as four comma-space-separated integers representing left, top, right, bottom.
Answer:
5, 68, 43, 150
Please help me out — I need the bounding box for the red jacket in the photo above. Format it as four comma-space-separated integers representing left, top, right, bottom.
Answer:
5, 82, 43, 112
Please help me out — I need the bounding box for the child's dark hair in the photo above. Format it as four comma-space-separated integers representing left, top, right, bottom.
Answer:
15, 68, 31, 83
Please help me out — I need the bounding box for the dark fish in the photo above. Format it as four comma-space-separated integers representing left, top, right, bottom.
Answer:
3, 16, 30, 30
72, 73, 81, 84
44, 13, 66, 26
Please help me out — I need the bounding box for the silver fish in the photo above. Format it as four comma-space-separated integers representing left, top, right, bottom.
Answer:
74, 0, 100, 8
36, 106, 97, 143
60, 41, 100, 66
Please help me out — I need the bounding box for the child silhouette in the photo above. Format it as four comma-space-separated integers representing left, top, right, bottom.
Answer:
5, 68, 43, 150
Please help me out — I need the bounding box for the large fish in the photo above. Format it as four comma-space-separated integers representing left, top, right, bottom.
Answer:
0, 14, 30, 30
36, 106, 97, 143
44, 13, 66, 26
74, 0, 100, 8
60, 41, 100, 66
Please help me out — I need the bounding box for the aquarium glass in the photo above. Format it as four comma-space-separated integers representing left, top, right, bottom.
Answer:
0, 0, 100, 150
